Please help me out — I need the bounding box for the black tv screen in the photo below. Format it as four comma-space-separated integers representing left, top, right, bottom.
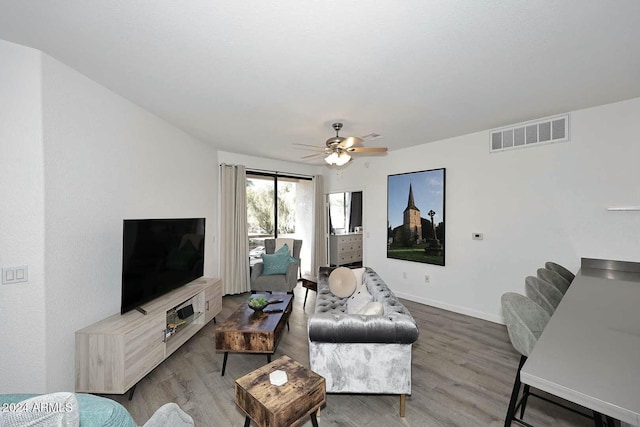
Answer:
121, 218, 205, 314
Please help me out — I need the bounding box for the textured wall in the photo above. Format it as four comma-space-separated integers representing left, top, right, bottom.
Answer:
39, 54, 219, 392
324, 97, 640, 323
0, 40, 47, 393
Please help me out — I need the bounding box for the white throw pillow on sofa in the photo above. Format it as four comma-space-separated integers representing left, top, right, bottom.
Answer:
356, 301, 384, 315
346, 286, 373, 314
328, 267, 357, 298
351, 267, 366, 290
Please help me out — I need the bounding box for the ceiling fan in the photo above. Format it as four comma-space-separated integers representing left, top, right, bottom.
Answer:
295, 123, 388, 166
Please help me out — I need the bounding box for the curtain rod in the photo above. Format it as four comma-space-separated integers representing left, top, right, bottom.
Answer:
220, 164, 313, 179
248, 167, 313, 178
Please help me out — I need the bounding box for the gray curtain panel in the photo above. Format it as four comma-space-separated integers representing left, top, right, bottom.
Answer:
220, 164, 250, 294
312, 175, 327, 275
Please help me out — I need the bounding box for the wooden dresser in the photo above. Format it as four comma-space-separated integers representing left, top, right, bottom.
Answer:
329, 233, 363, 266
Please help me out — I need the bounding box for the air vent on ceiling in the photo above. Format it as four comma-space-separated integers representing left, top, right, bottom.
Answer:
490, 114, 569, 153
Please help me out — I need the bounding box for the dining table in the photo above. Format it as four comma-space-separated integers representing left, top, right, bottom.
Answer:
520, 258, 640, 426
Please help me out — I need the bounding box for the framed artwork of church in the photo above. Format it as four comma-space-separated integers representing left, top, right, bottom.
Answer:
387, 168, 446, 266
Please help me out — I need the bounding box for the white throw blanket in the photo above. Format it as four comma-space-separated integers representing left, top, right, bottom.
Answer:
143, 403, 194, 427
0, 394, 193, 427
0, 392, 79, 427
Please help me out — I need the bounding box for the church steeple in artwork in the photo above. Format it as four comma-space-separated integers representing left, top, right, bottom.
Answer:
403, 183, 422, 244
405, 183, 418, 211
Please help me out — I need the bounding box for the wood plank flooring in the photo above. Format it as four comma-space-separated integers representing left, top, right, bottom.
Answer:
108, 285, 594, 426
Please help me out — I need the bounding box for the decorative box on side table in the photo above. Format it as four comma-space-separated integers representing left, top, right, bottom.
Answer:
235, 355, 326, 427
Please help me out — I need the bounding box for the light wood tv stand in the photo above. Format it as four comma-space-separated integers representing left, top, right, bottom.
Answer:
75, 277, 222, 396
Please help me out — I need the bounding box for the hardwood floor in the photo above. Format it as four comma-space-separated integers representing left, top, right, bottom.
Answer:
109, 285, 594, 426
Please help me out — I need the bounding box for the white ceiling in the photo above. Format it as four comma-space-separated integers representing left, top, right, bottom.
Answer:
1, 1, 639, 165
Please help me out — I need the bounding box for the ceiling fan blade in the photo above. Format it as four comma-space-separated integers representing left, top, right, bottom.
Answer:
293, 143, 326, 149
301, 152, 326, 159
348, 147, 388, 153
338, 136, 364, 148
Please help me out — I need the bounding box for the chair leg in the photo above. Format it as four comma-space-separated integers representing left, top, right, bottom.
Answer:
593, 412, 617, 427
519, 384, 531, 419
504, 355, 527, 427
303, 289, 309, 308
593, 411, 604, 427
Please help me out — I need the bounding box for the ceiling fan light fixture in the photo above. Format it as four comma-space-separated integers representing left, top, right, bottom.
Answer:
325, 152, 339, 165
335, 152, 351, 166
324, 152, 350, 166
324, 151, 351, 166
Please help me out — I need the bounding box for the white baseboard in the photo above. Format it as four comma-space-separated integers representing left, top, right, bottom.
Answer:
394, 291, 505, 325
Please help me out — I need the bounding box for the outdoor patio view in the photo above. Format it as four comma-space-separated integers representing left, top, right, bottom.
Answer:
246, 173, 313, 275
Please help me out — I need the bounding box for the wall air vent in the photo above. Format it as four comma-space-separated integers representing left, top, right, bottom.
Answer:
490, 114, 569, 153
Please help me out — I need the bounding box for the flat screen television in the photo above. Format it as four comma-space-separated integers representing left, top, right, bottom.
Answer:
121, 218, 205, 314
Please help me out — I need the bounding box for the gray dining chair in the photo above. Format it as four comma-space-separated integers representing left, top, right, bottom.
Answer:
536, 268, 570, 295
544, 261, 575, 284
501, 292, 602, 427
501, 292, 550, 427
525, 276, 564, 315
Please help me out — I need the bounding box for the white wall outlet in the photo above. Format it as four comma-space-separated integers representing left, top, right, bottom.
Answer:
424, 274, 430, 283
402, 272, 407, 279
472, 232, 484, 240
2, 265, 29, 285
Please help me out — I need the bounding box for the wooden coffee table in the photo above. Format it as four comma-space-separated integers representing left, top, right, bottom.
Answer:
235, 355, 326, 427
215, 294, 293, 376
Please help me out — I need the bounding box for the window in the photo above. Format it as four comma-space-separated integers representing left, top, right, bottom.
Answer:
246, 172, 313, 274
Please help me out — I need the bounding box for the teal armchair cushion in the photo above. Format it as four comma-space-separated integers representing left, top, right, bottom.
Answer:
275, 243, 296, 262
275, 243, 290, 256
260, 253, 290, 275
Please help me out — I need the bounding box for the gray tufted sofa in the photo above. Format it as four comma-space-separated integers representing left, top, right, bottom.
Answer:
308, 266, 419, 416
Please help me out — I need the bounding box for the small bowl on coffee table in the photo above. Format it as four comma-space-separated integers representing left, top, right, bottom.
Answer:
248, 296, 269, 312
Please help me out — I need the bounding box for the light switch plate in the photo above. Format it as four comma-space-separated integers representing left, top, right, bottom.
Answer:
2, 265, 29, 285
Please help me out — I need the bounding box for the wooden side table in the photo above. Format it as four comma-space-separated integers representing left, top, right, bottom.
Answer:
235, 355, 326, 427
299, 275, 317, 308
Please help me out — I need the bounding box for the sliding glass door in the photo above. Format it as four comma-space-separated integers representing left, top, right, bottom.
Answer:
246, 172, 313, 275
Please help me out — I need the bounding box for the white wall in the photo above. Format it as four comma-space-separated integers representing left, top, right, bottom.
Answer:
1, 38, 222, 394
0, 41, 47, 393
37, 54, 218, 392
324, 97, 640, 323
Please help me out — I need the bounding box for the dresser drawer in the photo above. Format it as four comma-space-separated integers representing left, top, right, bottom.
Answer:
330, 234, 363, 266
